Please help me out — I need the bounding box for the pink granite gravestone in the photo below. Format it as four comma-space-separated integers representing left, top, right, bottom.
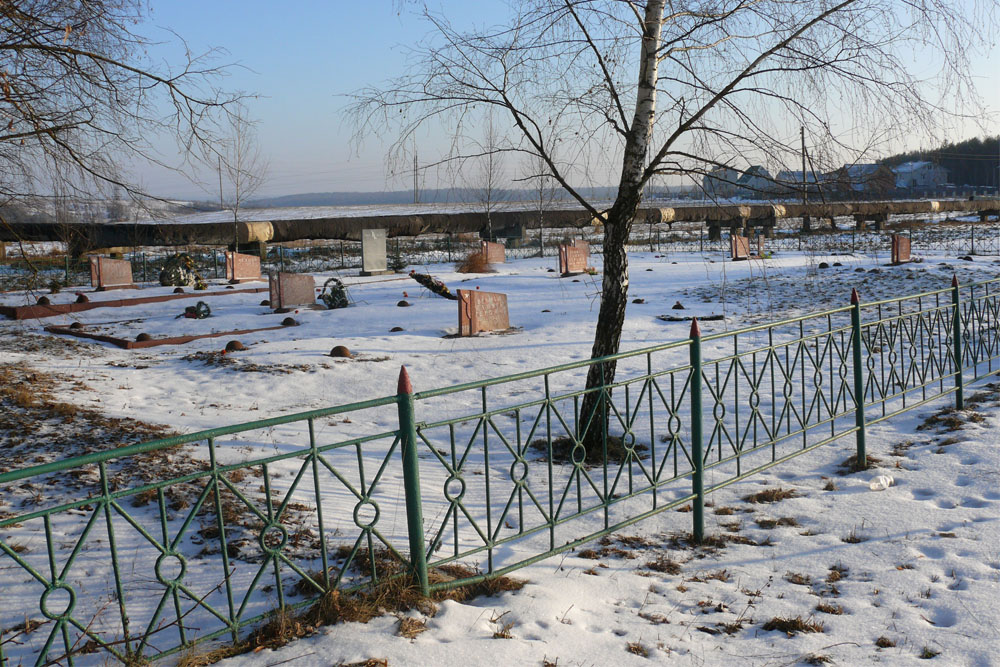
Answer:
225, 251, 262, 283
891, 234, 911, 264
480, 241, 506, 264
89, 256, 135, 290
268, 272, 316, 310
558, 244, 588, 275
458, 289, 510, 336
730, 235, 750, 261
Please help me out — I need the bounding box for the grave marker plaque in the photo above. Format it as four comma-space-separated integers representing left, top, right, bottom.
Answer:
458, 289, 510, 336
571, 238, 590, 256
225, 251, 262, 283
361, 228, 390, 275
480, 241, 506, 264
89, 256, 135, 290
730, 235, 750, 261
558, 244, 588, 275
891, 234, 911, 264
269, 272, 316, 310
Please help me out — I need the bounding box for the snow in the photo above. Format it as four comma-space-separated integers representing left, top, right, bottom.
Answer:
1, 243, 999, 666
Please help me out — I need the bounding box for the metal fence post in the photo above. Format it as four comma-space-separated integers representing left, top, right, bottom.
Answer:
952, 275, 964, 409
447, 235, 452, 263
396, 366, 429, 595
688, 318, 704, 543
64, 255, 70, 284
213, 251, 219, 279
850, 289, 867, 468
279, 246, 285, 272
142, 253, 147, 284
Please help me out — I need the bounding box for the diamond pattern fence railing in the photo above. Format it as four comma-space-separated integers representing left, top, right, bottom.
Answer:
2, 275, 998, 665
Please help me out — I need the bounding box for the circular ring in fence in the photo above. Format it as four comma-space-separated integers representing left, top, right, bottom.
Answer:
352, 500, 380, 529
154, 552, 187, 586
867, 356, 876, 371
571, 441, 587, 466
623, 431, 636, 451
713, 402, 726, 422
813, 370, 823, 388
909, 346, 917, 359
40, 584, 76, 621
510, 460, 529, 484
888, 350, 898, 365
444, 476, 466, 502
783, 381, 793, 398
838, 364, 848, 381
748, 391, 760, 410
668, 413, 682, 435
258, 523, 289, 554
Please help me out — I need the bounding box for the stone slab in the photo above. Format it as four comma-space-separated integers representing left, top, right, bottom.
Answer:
361, 228, 388, 274
730, 235, 750, 261
45, 322, 289, 350
268, 272, 316, 310
225, 251, 262, 283
458, 289, 510, 336
480, 241, 506, 264
571, 239, 590, 256
891, 234, 911, 264
89, 256, 135, 290
558, 244, 588, 275
0, 287, 269, 320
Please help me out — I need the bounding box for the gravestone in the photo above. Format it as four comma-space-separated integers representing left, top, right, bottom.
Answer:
225, 251, 262, 283
89, 256, 135, 290
268, 272, 316, 311
891, 234, 911, 265
480, 241, 506, 264
558, 244, 588, 275
571, 239, 590, 255
458, 289, 510, 336
361, 228, 391, 276
755, 234, 765, 257
730, 235, 750, 261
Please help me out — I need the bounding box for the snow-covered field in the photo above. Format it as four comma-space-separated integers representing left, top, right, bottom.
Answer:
1, 244, 998, 666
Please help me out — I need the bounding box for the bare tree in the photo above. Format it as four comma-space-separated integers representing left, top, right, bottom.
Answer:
352, 0, 997, 451
519, 148, 559, 253
0, 0, 238, 245
464, 112, 508, 241
214, 101, 269, 252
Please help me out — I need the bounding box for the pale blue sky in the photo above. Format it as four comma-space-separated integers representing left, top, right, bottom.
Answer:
137, 2, 999, 200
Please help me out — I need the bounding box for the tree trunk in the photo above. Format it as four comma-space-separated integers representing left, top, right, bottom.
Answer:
580, 0, 663, 453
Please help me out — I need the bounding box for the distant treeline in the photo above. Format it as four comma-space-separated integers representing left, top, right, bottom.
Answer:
881, 136, 999, 187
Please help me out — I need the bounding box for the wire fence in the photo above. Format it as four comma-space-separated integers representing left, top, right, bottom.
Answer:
1, 270, 995, 665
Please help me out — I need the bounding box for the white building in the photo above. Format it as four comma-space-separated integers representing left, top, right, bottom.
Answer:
892, 161, 949, 189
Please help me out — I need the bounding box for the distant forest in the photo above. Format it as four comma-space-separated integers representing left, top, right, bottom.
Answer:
881, 136, 999, 187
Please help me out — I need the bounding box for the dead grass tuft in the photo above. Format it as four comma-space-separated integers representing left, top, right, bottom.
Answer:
761, 616, 824, 635
815, 602, 844, 615
837, 454, 883, 475
756, 517, 799, 529
456, 249, 490, 273
626, 642, 649, 657
397, 616, 428, 639
875, 636, 897, 648
803, 655, 833, 665
713, 506, 737, 515
827, 564, 848, 583
646, 555, 682, 575
742, 488, 801, 504
784, 572, 811, 586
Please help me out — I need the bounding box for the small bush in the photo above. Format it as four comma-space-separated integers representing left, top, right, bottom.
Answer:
456, 249, 489, 273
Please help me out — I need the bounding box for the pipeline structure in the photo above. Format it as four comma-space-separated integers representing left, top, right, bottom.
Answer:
3, 199, 999, 254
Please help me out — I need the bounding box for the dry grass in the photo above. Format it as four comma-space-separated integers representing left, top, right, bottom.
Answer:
822, 479, 838, 491
455, 249, 490, 273
397, 616, 428, 639
761, 616, 824, 635
827, 564, 848, 583
626, 642, 649, 657
646, 555, 682, 575
713, 506, 737, 515
784, 572, 811, 586
815, 602, 844, 615
756, 517, 799, 529
742, 487, 801, 504
837, 454, 883, 474
876, 636, 897, 648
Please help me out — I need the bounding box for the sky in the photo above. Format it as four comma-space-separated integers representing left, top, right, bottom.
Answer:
135, 2, 1000, 201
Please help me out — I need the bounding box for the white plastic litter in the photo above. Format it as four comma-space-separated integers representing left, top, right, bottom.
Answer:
869, 474, 895, 491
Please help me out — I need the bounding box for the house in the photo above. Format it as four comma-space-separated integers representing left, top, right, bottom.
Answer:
774, 170, 834, 197
832, 163, 895, 197
736, 165, 773, 199
702, 167, 739, 198
892, 161, 948, 189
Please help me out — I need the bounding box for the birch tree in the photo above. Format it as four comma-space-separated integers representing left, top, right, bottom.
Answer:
352, 0, 997, 451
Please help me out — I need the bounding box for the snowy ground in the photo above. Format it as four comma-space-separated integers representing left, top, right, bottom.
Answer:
1, 245, 998, 665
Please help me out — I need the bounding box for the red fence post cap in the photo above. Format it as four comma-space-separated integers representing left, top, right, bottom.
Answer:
690, 317, 701, 338
397, 365, 413, 395
851, 288, 860, 305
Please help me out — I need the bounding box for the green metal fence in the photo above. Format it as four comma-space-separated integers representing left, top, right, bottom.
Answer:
1, 274, 997, 665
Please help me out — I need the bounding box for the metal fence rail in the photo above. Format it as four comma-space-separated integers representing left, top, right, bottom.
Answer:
1, 274, 998, 665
